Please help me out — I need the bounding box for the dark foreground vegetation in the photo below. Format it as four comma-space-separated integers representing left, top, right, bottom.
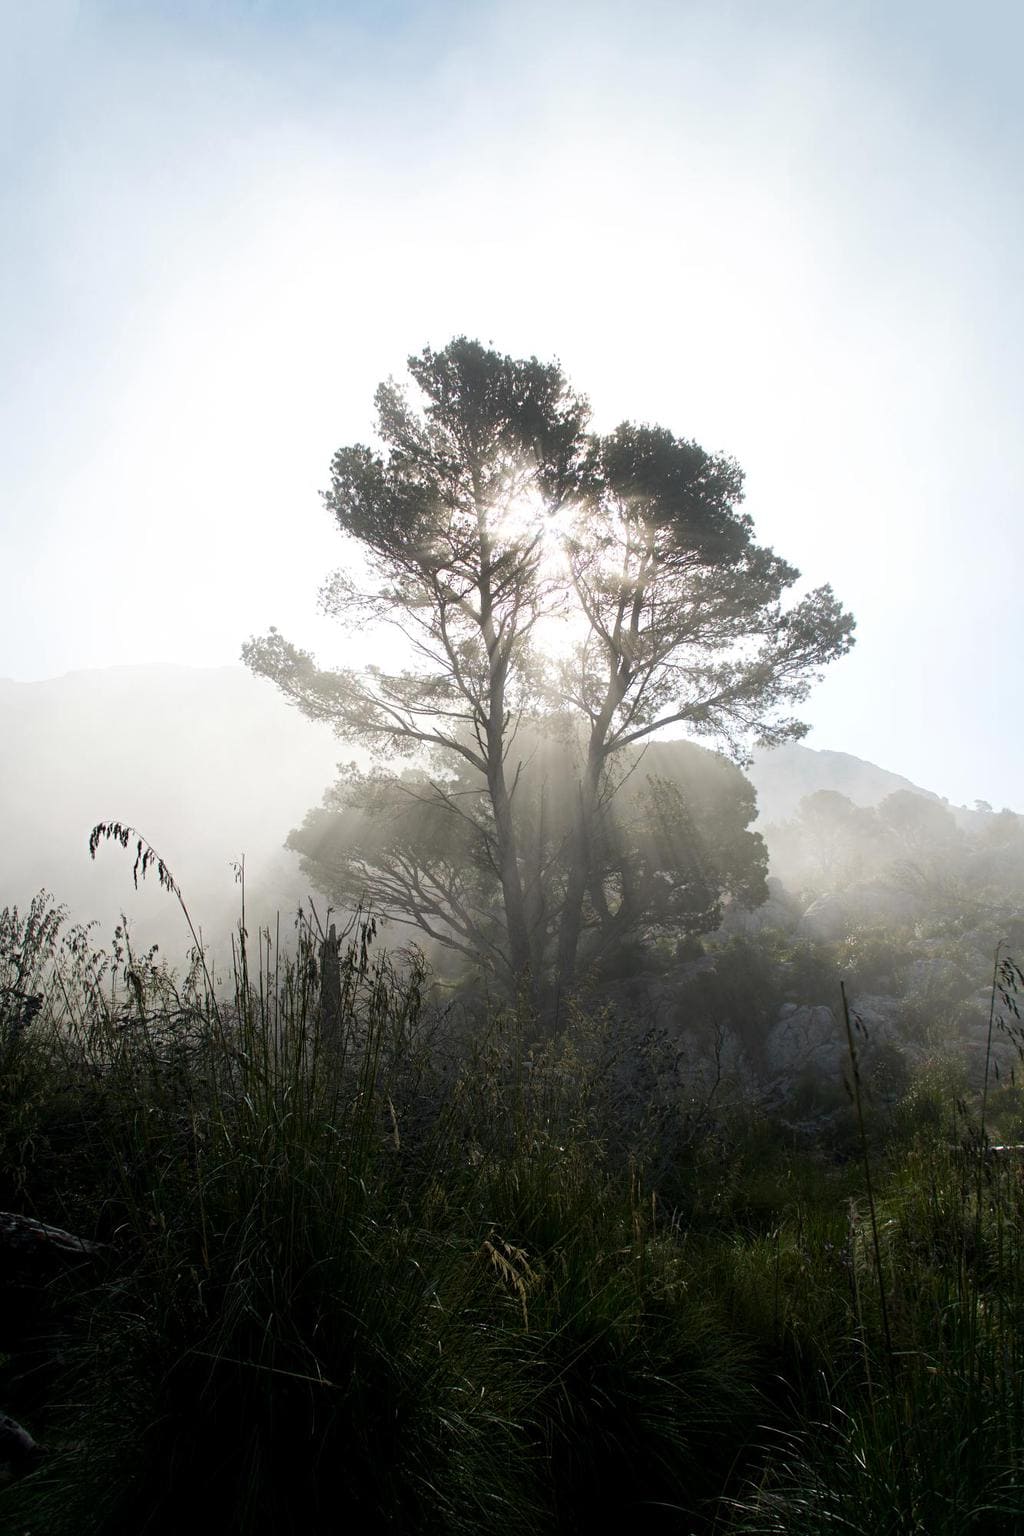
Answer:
3, 881, 1024, 1534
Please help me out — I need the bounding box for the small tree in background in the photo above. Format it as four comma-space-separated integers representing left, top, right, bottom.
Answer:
286, 736, 769, 980
244, 338, 854, 993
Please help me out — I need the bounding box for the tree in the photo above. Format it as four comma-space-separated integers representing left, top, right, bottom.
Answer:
286, 736, 769, 979
552, 422, 854, 978
243, 338, 855, 992
766, 790, 887, 893
246, 340, 586, 984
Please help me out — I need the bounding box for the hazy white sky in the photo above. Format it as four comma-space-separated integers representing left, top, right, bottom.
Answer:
2, 0, 1022, 809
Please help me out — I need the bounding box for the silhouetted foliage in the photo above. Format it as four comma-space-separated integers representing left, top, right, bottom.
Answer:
288, 736, 769, 979
244, 338, 854, 990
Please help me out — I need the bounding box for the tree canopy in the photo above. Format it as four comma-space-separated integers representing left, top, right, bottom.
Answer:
243, 337, 855, 991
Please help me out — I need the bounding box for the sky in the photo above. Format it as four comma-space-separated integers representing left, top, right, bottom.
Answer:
2, 0, 1022, 810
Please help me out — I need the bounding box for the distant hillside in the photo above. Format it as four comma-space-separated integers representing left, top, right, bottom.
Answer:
0, 664, 981, 957
746, 742, 945, 826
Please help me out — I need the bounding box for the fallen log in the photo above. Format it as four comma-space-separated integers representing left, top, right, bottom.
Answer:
0, 1211, 108, 1271
0, 1411, 42, 1466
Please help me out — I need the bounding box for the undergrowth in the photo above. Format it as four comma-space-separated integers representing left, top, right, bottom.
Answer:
2, 861, 1024, 1533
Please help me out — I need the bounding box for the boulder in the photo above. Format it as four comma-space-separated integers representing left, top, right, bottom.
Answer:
761, 994, 914, 1114
960, 991, 1024, 1087
763, 1004, 843, 1080
847, 993, 901, 1036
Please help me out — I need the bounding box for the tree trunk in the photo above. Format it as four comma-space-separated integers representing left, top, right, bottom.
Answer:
489, 765, 533, 989
479, 568, 533, 992
556, 752, 602, 992
320, 922, 344, 1044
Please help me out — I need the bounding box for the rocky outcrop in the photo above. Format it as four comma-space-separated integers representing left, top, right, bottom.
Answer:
763, 1004, 843, 1080
759, 992, 914, 1114
959, 991, 1024, 1087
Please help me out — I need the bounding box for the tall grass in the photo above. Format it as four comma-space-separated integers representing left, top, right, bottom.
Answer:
3, 853, 1024, 1532
726, 955, 1024, 1534
0, 866, 753, 1534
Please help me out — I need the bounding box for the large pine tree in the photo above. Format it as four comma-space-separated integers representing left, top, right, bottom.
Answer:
244, 338, 854, 991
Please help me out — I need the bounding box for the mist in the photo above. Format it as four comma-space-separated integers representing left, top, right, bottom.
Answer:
4, 1, 1024, 807
0, 666, 345, 958
4, 3, 1024, 1528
